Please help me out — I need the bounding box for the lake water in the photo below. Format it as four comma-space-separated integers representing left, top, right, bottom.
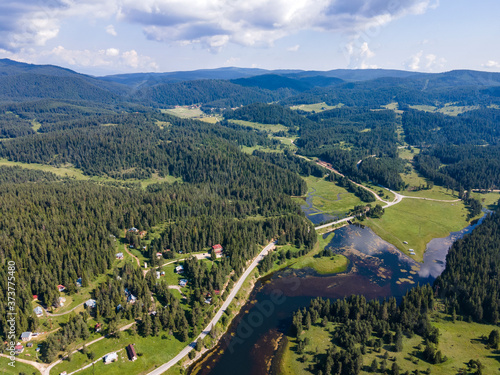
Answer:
298, 187, 346, 225
189, 216, 486, 375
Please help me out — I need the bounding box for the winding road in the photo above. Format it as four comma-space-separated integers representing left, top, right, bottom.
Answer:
146, 240, 276, 375
314, 159, 460, 230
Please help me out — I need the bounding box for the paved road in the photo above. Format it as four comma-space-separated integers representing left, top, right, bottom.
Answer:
147, 240, 276, 375
43, 322, 136, 375
314, 159, 459, 230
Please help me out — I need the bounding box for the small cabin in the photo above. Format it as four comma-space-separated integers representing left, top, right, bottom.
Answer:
126, 344, 138, 361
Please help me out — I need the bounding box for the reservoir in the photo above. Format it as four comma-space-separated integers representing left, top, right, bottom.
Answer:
189, 215, 486, 375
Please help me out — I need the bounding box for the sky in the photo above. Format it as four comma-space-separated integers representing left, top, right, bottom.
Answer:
0, 0, 499, 76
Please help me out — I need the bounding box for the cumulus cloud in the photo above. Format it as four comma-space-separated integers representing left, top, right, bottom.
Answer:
0, 0, 438, 53
106, 24, 117, 36
2, 45, 158, 71
483, 60, 500, 69
406, 51, 423, 70
287, 44, 300, 52
404, 50, 445, 71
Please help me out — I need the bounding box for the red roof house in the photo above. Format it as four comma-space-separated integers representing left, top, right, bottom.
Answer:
211, 244, 223, 254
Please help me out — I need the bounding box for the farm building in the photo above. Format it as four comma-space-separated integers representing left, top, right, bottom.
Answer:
103, 352, 118, 364
33, 306, 43, 317
126, 344, 137, 361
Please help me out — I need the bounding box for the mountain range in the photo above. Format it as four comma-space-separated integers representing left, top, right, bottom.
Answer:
1, 58, 500, 108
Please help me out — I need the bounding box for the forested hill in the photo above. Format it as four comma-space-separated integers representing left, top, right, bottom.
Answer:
0, 107, 319, 343
291, 205, 500, 375
2, 58, 500, 109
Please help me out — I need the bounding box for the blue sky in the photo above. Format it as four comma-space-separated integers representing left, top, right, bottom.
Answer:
0, 0, 499, 76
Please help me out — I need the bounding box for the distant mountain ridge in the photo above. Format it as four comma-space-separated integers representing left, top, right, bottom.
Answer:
1, 58, 500, 107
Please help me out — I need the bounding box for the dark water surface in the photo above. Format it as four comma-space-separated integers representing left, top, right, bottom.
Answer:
189, 217, 485, 375
299, 187, 346, 225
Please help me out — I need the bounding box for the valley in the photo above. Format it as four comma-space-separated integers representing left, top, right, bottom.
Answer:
0, 59, 499, 375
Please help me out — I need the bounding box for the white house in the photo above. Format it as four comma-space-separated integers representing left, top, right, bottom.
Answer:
103, 352, 118, 364
33, 306, 43, 317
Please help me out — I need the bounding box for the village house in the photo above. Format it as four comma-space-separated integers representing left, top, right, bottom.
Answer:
20, 332, 32, 342
14, 345, 24, 354
76, 277, 82, 287
156, 271, 161, 279
127, 294, 137, 304
95, 323, 102, 333
211, 244, 223, 256
179, 279, 188, 287
175, 265, 184, 274
116, 252, 124, 260
156, 252, 163, 258
139, 230, 147, 238
58, 296, 66, 307
128, 227, 138, 233
26, 342, 33, 348
126, 344, 138, 361
160, 271, 165, 277
57, 284, 66, 292
32, 295, 38, 300
33, 306, 43, 317
85, 299, 97, 308
103, 352, 118, 364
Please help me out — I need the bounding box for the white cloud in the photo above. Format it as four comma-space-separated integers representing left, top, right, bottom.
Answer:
0, 0, 439, 53
3, 45, 158, 72
224, 57, 240, 66
342, 41, 377, 69
483, 60, 500, 69
105, 48, 120, 56
405, 51, 423, 70
287, 44, 300, 52
404, 51, 445, 71
106, 24, 117, 36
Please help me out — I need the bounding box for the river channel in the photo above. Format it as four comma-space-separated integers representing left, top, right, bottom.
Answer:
189, 212, 486, 375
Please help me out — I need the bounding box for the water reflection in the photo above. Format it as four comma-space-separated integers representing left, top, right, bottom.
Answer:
299, 187, 346, 225
190, 219, 484, 375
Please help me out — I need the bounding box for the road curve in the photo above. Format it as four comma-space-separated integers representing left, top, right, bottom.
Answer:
147, 240, 276, 375
313, 160, 459, 231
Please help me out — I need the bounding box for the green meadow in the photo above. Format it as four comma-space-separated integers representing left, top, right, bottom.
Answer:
280, 313, 500, 375
364, 198, 476, 261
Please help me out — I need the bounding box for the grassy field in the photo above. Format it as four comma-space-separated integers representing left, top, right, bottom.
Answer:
52, 328, 185, 375
280, 312, 500, 375
261, 232, 349, 277
31, 119, 42, 132
162, 106, 222, 123
162, 106, 205, 118
409, 104, 479, 116
382, 102, 404, 114
289, 102, 343, 112
290, 254, 348, 274
300, 176, 365, 215
239, 144, 282, 154
471, 191, 500, 210
279, 324, 333, 375
364, 198, 476, 261
0, 159, 181, 189
229, 119, 289, 134
0, 356, 42, 374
